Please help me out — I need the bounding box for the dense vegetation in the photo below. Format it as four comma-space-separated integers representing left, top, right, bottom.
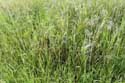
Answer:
0, 0, 125, 83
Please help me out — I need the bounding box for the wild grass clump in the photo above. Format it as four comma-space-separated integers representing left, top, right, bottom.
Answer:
0, 0, 125, 83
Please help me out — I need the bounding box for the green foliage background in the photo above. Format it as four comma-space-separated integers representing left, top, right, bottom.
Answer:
0, 0, 125, 83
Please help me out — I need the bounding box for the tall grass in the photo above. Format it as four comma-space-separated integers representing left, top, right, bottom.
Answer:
0, 0, 125, 83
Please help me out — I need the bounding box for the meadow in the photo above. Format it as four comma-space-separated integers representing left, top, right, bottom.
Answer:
0, 0, 125, 83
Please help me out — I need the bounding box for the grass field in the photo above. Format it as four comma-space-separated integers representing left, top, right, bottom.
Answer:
0, 0, 125, 83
